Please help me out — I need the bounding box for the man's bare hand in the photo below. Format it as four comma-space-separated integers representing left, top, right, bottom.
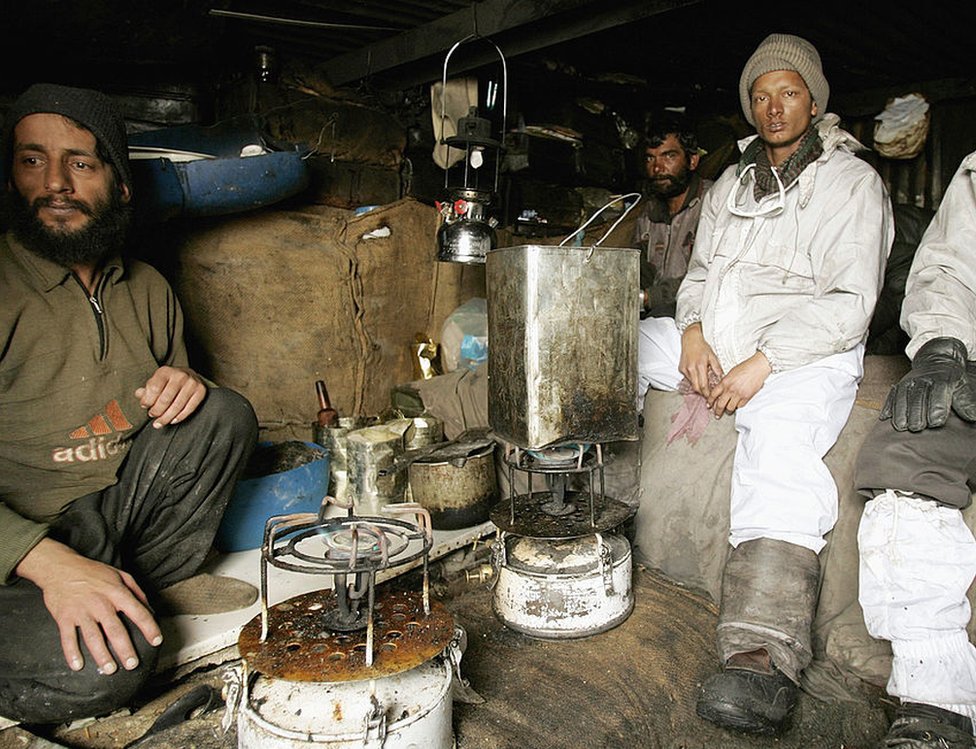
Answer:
135, 366, 207, 428
707, 351, 772, 418
15, 539, 162, 673
678, 323, 724, 398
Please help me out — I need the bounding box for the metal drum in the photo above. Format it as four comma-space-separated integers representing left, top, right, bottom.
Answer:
492, 531, 633, 638
486, 244, 640, 449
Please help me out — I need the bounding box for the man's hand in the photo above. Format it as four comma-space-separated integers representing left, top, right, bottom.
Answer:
678, 323, 724, 398
881, 336, 976, 431
707, 351, 772, 418
136, 366, 207, 428
15, 539, 162, 673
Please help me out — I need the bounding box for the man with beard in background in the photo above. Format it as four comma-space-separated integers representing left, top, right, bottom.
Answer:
633, 121, 712, 318
0, 83, 258, 725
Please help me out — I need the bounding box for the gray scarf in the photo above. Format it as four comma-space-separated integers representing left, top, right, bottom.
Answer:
738, 127, 823, 200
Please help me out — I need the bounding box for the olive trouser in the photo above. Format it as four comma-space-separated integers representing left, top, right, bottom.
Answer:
855, 409, 976, 509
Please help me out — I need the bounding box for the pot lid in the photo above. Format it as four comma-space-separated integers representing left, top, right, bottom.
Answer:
411, 427, 494, 466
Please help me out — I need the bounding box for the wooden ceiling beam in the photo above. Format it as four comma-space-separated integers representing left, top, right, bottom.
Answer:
320, 0, 703, 87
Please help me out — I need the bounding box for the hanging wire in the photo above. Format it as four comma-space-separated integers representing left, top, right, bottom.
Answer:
356, 49, 375, 98
301, 114, 340, 161
208, 9, 400, 32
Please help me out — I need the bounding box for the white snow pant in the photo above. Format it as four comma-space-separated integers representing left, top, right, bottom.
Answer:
638, 316, 863, 553
859, 490, 976, 725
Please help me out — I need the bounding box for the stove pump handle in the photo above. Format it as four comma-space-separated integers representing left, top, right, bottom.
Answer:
220, 665, 244, 735
362, 693, 388, 748
489, 530, 507, 588
449, 625, 486, 705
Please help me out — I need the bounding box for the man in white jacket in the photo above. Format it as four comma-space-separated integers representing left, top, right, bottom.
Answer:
637, 34, 893, 734
854, 152, 976, 749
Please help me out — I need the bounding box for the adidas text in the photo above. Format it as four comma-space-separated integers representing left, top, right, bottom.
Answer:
52, 434, 130, 463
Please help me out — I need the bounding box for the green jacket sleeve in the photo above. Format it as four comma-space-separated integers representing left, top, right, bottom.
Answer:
0, 502, 49, 584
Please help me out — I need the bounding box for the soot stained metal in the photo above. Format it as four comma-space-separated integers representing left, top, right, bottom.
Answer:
485, 201, 642, 639
227, 496, 466, 748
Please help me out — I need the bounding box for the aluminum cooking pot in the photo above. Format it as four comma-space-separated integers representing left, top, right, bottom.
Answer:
408, 437, 497, 530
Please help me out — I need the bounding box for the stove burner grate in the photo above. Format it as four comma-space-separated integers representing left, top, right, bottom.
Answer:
490, 490, 636, 539
492, 442, 634, 538
253, 498, 435, 668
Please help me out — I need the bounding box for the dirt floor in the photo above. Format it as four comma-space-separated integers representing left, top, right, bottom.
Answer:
0, 564, 891, 749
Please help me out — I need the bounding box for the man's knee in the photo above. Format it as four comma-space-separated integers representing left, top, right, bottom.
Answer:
0, 639, 158, 724
196, 386, 258, 440
855, 415, 975, 510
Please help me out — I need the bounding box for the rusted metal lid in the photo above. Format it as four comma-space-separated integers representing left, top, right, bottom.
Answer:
239, 589, 454, 682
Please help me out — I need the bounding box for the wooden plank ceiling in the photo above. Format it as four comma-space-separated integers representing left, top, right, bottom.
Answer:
2, 0, 974, 114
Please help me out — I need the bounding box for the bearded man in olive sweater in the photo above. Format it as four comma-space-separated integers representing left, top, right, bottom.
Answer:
0, 83, 258, 723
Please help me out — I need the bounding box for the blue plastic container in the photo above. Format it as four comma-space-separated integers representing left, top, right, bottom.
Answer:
130, 150, 310, 223
216, 441, 330, 552
127, 121, 310, 224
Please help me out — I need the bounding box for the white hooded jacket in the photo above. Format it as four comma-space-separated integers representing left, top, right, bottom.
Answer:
901, 151, 976, 359
675, 114, 894, 373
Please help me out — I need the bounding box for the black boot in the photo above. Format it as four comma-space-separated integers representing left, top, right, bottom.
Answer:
696, 648, 798, 735
882, 702, 975, 748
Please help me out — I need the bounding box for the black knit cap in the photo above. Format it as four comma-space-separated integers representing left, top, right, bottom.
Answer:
3, 83, 131, 190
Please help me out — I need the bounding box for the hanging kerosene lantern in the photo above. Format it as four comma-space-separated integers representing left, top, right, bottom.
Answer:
435, 35, 507, 264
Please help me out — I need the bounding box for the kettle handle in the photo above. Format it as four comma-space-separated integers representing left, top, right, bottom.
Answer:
558, 191, 642, 250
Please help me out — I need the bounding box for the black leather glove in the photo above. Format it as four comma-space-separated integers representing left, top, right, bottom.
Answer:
881, 336, 976, 431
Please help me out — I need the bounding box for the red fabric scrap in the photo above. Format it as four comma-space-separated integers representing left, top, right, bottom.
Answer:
665, 376, 718, 447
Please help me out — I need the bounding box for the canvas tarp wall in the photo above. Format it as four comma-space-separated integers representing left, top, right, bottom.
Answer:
171, 198, 485, 442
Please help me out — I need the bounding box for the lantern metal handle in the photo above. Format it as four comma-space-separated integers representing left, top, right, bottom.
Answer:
438, 34, 508, 147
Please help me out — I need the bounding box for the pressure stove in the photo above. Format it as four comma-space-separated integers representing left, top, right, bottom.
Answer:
224, 498, 467, 749
489, 442, 636, 639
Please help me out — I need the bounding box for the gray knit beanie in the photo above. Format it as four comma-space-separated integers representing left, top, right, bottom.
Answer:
739, 34, 829, 127
3, 83, 131, 190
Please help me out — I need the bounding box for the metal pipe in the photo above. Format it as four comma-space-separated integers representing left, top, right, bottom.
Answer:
208, 8, 400, 32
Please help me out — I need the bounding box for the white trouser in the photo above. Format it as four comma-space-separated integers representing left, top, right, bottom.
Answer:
638, 316, 862, 553
859, 490, 976, 724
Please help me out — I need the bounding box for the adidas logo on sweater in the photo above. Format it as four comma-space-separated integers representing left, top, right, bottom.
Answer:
52, 400, 135, 463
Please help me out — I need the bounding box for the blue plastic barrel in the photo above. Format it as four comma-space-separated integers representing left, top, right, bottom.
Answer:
216, 441, 330, 552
